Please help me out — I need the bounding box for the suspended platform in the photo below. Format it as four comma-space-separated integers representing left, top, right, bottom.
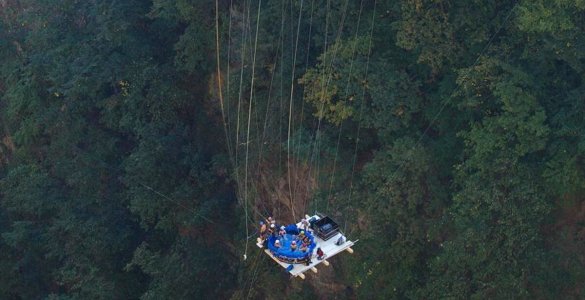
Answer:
256, 214, 356, 279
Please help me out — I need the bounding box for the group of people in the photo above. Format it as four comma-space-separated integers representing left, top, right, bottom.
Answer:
258, 216, 276, 242
259, 216, 311, 240
258, 216, 313, 253
274, 229, 311, 252
257, 215, 327, 264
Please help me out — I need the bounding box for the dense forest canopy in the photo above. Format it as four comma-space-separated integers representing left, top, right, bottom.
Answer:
0, 0, 584, 299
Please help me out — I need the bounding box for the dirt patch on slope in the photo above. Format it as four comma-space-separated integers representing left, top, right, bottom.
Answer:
253, 158, 316, 224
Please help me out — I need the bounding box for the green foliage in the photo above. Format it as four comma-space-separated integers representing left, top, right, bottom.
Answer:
0, 165, 61, 298
458, 60, 550, 171
428, 169, 550, 298
0, 0, 235, 298
300, 36, 370, 125
1, 0, 585, 298
354, 138, 446, 299
421, 58, 554, 298
517, 0, 585, 33
394, 0, 457, 72
126, 239, 234, 299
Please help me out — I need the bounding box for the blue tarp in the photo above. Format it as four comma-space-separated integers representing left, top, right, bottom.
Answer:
266, 224, 317, 263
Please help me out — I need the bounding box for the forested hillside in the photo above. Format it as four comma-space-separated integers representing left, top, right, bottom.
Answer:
1, 0, 584, 299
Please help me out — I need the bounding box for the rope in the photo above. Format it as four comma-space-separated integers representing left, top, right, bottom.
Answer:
306, 0, 350, 212
304, 0, 331, 214
293, 0, 315, 215
215, 0, 235, 185
226, 0, 234, 159
219, 0, 273, 261
277, 0, 286, 222
257, 42, 280, 161
309, 0, 333, 210
326, 0, 366, 212
344, 0, 376, 232
243, 0, 262, 261
254, 0, 291, 221
244, 249, 264, 300
327, 123, 343, 212
220, 0, 258, 260
286, 0, 305, 222
135, 181, 215, 224
235, 0, 251, 200
71, 145, 216, 225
